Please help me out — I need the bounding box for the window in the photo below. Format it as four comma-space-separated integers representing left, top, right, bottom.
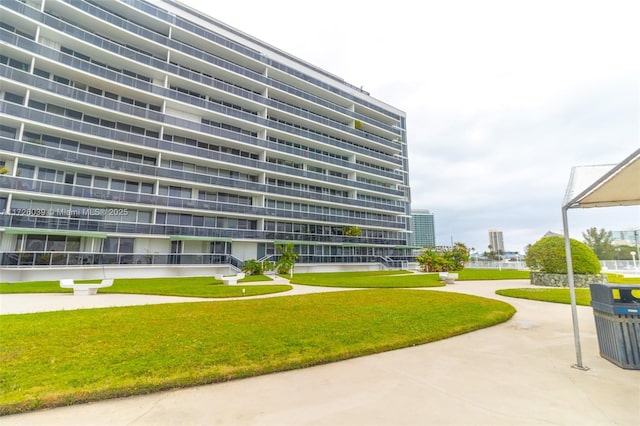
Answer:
17, 164, 35, 178
46, 104, 65, 115
111, 179, 125, 191
60, 139, 78, 151
4, 92, 24, 104
125, 181, 139, 192
84, 115, 100, 124
140, 183, 154, 194
53, 75, 70, 85
46, 235, 66, 251
34, 68, 50, 78
25, 235, 46, 251
37, 167, 57, 182
76, 174, 92, 186
28, 100, 46, 110
169, 186, 191, 198
0, 125, 16, 138
137, 211, 152, 223
42, 135, 60, 147
100, 119, 115, 128
94, 176, 108, 188
103, 237, 134, 253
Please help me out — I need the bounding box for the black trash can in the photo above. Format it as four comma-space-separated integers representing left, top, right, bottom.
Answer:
589, 283, 640, 370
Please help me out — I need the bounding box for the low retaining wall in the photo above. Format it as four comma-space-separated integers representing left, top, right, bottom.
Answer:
530, 272, 608, 288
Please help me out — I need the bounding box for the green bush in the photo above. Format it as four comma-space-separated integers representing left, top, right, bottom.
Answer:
416, 242, 469, 272
525, 236, 600, 274
241, 259, 273, 275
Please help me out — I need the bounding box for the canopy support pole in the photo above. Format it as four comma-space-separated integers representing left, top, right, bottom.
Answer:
562, 206, 589, 370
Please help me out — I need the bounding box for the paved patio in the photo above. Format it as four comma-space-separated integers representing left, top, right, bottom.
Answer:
1, 279, 639, 425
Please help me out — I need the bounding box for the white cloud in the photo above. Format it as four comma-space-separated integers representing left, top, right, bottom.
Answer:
180, 0, 640, 251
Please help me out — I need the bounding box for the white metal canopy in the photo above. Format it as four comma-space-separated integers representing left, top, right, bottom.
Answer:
561, 148, 640, 369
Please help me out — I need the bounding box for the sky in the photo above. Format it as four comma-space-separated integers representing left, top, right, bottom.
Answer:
179, 0, 639, 253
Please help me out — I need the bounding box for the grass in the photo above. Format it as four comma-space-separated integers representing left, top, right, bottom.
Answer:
607, 274, 640, 284
496, 274, 640, 305
289, 270, 442, 287
0, 276, 291, 298
288, 269, 531, 288
496, 288, 593, 306
0, 289, 515, 415
456, 269, 531, 280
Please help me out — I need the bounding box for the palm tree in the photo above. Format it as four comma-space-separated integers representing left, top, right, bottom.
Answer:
275, 243, 299, 278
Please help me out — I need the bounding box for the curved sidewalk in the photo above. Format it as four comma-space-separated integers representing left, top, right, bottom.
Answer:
2, 280, 639, 425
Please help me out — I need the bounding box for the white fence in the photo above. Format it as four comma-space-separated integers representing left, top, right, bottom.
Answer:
467, 260, 639, 275
600, 260, 639, 274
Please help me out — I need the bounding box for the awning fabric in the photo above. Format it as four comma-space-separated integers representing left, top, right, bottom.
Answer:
2, 228, 107, 238
273, 240, 317, 245
563, 148, 640, 209
169, 236, 232, 242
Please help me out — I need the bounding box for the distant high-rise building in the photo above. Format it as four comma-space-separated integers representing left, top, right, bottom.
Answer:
411, 210, 436, 247
611, 229, 640, 247
488, 229, 504, 253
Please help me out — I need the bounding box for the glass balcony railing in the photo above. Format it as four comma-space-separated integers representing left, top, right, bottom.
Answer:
3, 2, 403, 144
0, 100, 408, 207
0, 214, 408, 245
0, 174, 406, 229
0, 29, 404, 165
0, 251, 411, 268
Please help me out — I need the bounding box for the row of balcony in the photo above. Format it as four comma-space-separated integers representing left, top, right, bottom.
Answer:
0, 32, 404, 168
4, 1, 403, 147
71, 0, 404, 128
0, 174, 406, 229
0, 77, 405, 194
0, 215, 408, 246
0, 250, 409, 269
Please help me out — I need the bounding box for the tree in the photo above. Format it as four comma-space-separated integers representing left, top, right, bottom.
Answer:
274, 243, 299, 277
416, 242, 469, 272
582, 227, 614, 259
343, 226, 362, 237
525, 236, 600, 274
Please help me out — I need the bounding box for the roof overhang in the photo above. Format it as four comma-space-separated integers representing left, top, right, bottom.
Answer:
562, 148, 640, 209
561, 147, 640, 370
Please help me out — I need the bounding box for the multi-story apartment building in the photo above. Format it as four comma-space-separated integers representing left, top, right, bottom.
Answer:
411, 209, 435, 247
488, 229, 504, 253
0, 0, 412, 279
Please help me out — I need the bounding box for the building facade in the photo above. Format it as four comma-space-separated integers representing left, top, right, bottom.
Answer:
488, 229, 504, 253
410, 209, 435, 247
611, 229, 639, 248
0, 0, 412, 277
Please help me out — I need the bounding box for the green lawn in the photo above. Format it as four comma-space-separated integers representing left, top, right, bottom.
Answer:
0, 289, 515, 415
496, 274, 640, 305
0, 276, 290, 298
496, 288, 593, 306
607, 274, 640, 284
456, 269, 531, 280
290, 270, 443, 287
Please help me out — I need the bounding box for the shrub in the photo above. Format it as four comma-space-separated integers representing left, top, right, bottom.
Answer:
525, 236, 600, 274
416, 242, 469, 272
241, 259, 273, 275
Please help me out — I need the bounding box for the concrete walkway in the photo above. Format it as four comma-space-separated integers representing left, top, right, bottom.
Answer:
2, 279, 639, 425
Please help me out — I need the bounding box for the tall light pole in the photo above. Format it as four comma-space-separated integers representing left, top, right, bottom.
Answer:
631, 251, 637, 270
